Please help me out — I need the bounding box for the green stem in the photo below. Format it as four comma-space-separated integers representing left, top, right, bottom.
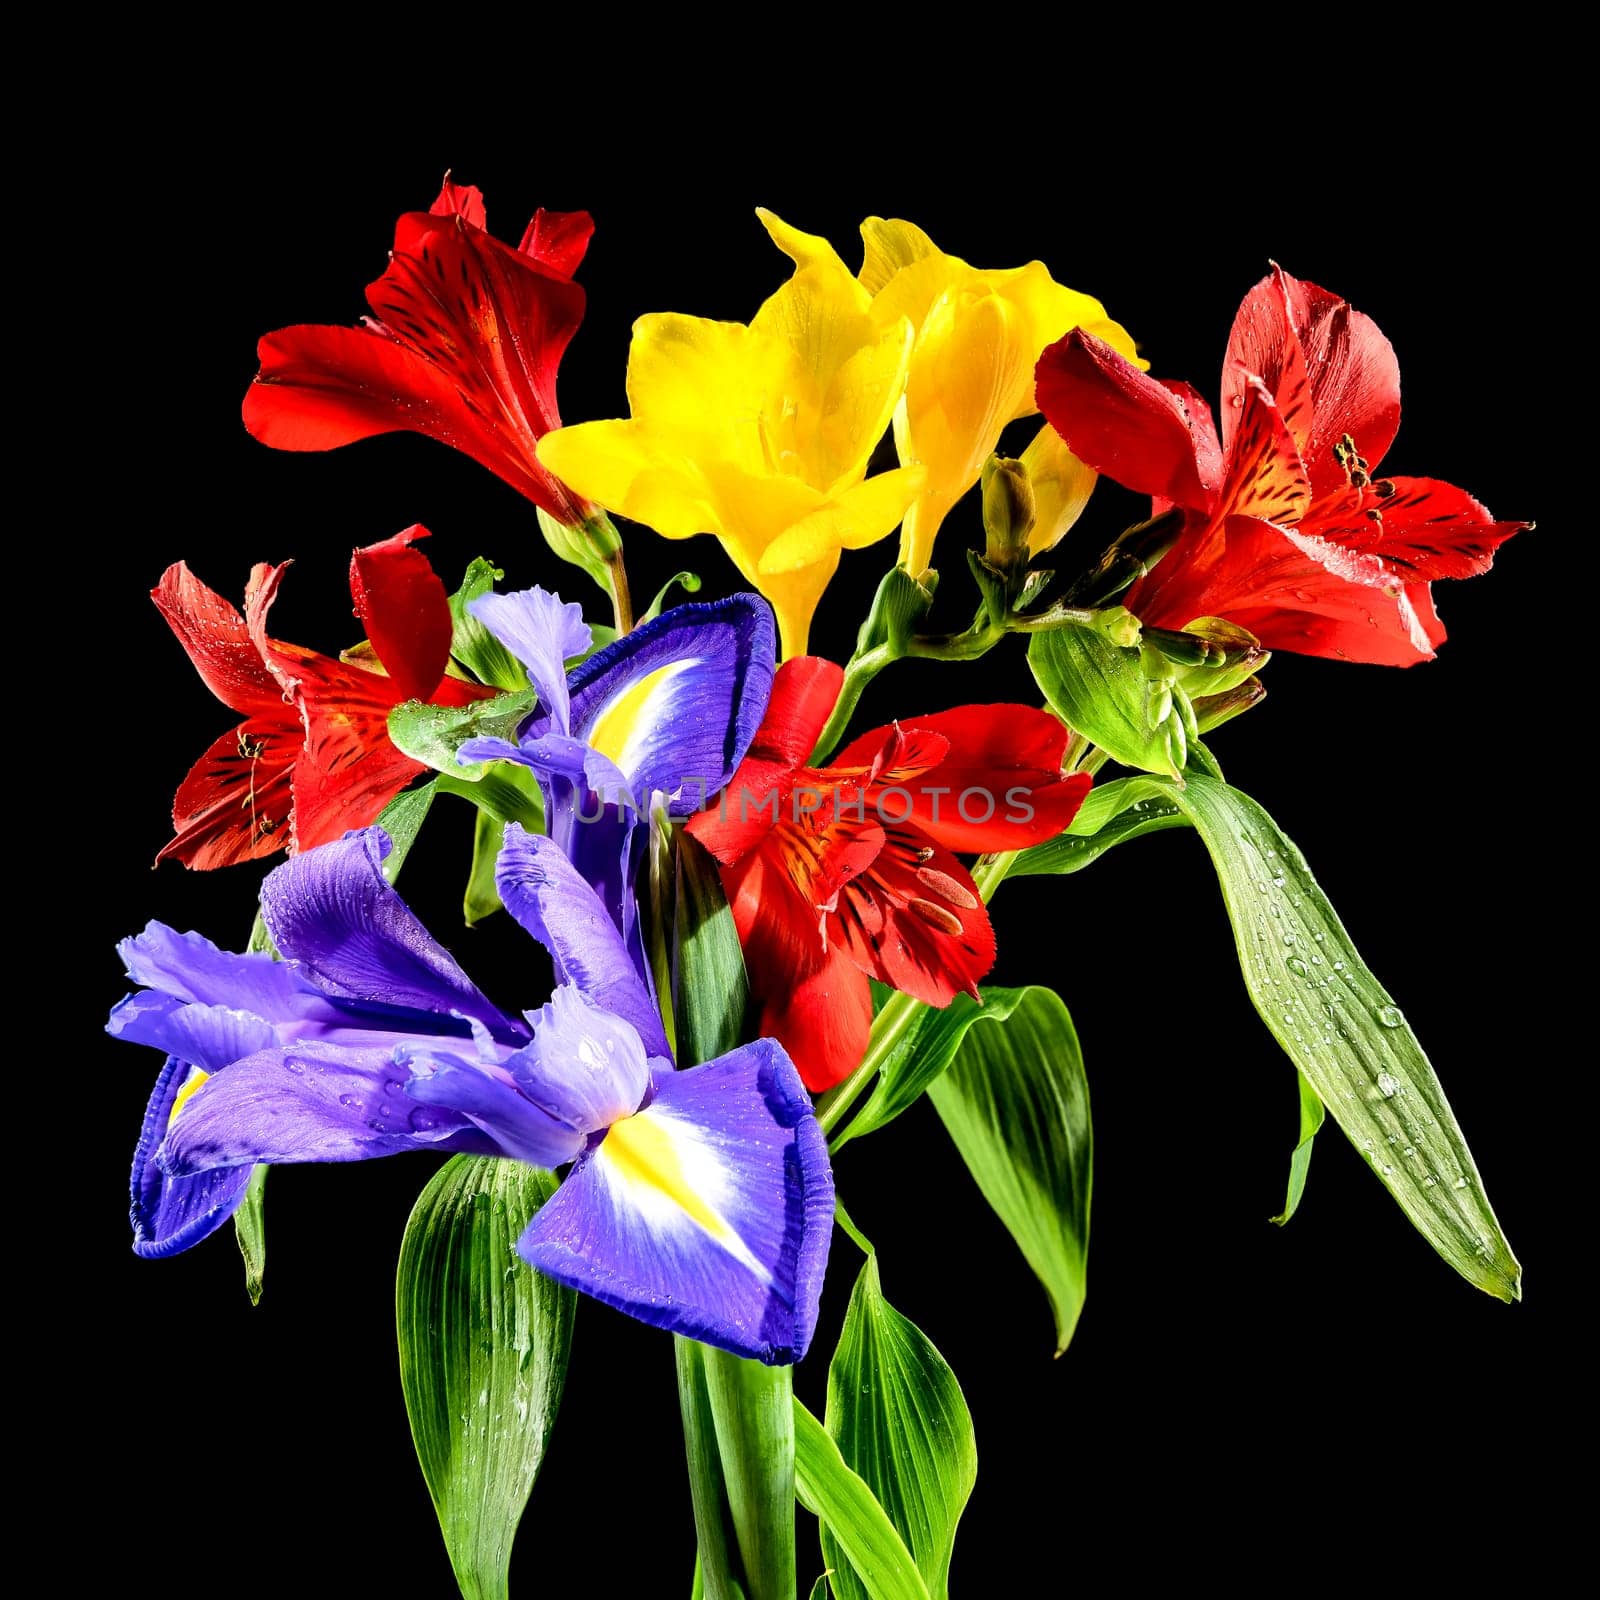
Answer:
815, 989, 922, 1141
833, 1198, 874, 1256
970, 850, 1018, 903
606, 549, 635, 635
808, 644, 890, 764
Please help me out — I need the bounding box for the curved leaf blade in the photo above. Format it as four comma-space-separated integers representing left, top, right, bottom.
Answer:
1162, 773, 1520, 1300
1028, 623, 1186, 777
1006, 776, 1186, 879
448, 557, 529, 692
927, 988, 1092, 1354
1272, 1070, 1326, 1226
822, 1255, 976, 1600
793, 1401, 929, 1600
397, 1156, 577, 1600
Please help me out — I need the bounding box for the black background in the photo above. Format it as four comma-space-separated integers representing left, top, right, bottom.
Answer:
73, 123, 1574, 1594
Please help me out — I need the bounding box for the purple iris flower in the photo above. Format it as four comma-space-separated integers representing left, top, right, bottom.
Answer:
456, 588, 775, 966
108, 825, 833, 1364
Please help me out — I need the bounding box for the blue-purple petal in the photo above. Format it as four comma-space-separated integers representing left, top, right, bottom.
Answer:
131, 1056, 254, 1258
565, 596, 776, 815
259, 829, 517, 1038
496, 825, 669, 1058
517, 1037, 832, 1364
158, 1044, 474, 1174
506, 984, 650, 1134
108, 991, 280, 1071
400, 1046, 586, 1168
468, 587, 590, 733
118, 923, 331, 1023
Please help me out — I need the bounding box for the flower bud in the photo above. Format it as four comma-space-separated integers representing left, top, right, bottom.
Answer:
981, 456, 1037, 571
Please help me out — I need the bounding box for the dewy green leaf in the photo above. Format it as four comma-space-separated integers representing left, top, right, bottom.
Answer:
927, 987, 1092, 1354
464, 809, 504, 927
449, 558, 529, 691
397, 1156, 577, 1600
1028, 621, 1187, 778
704, 1350, 798, 1600
389, 690, 538, 780
673, 832, 751, 1067
1159, 773, 1521, 1300
1005, 776, 1186, 880
822, 1254, 976, 1600
793, 1400, 929, 1600
234, 1164, 268, 1307
677, 1340, 749, 1600
1272, 1070, 1326, 1227
376, 781, 439, 873
436, 767, 544, 834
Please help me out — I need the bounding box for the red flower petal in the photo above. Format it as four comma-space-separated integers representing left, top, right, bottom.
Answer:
1036, 329, 1224, 510
1214, 374, 1312, 526
829, 720, 951, 784
157, 716, 299, 870
686, 657, 844, 864
243, 200, 589, 523
1301, 476, 1528, 580
518, 209, 595, 278
151, 563, 283, 716
1222, 268, 1315, 457
243, 562, 425, 850
829, 825, 996, 1008
348, 525, 454, 704
1138, 514, 1442, 665
1277, 269, 1401, 496
429, 177, 487, 229
722, 846, 874, 1091
865, 706, 1092, 853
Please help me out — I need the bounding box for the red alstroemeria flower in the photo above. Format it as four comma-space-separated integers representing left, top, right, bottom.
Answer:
687, 659, 1092, 1090
242, 178, 593, 527
1035, 266, 1529, 665
155, 526, 491, 869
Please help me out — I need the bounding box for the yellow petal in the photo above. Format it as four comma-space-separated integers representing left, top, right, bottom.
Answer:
759, 551, 841, 660
1020, 422, 1098, 555
697, 459, 827, 579
982, 262, 1147, 380
623, 313, 786, 473
537, 421, 717, 541
755, 208, 856, 281
896, 289, 1034, 574
756, 465, 928, 576
858, 216, 941, 294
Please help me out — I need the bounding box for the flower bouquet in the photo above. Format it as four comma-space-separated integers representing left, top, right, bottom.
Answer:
108, 177, 1526, 1599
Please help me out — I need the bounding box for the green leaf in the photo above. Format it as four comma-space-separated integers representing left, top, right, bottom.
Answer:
448, 558, 528, 691
703, 1350, 797, 1600
1158, 773, 1521, 1300
397, 1156, 577, 1600
376, 780, 440, 871
389, 690, 538, 779
1028, 622, 1186, 777
436, 767, 544, 833
464, 809, 503, 926
839, 992, 990, 1147
233, 1164, 268, 1306
643, 570, 704, 622
677, 1339, 749, 1600
927, 987, 1092, 1354
807, 1580, 829, 1600
673, 832, 750, 1066
1272, 1070, 1326, 1226
793, 1400, 929, 1600
822, 1253, 976, 1600
1005, 776, 1186, 880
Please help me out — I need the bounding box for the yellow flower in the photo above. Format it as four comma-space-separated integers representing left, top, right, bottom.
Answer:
858, 217, 1141, 577
1018, 422, 1098, 557
536, 212, 923, 657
